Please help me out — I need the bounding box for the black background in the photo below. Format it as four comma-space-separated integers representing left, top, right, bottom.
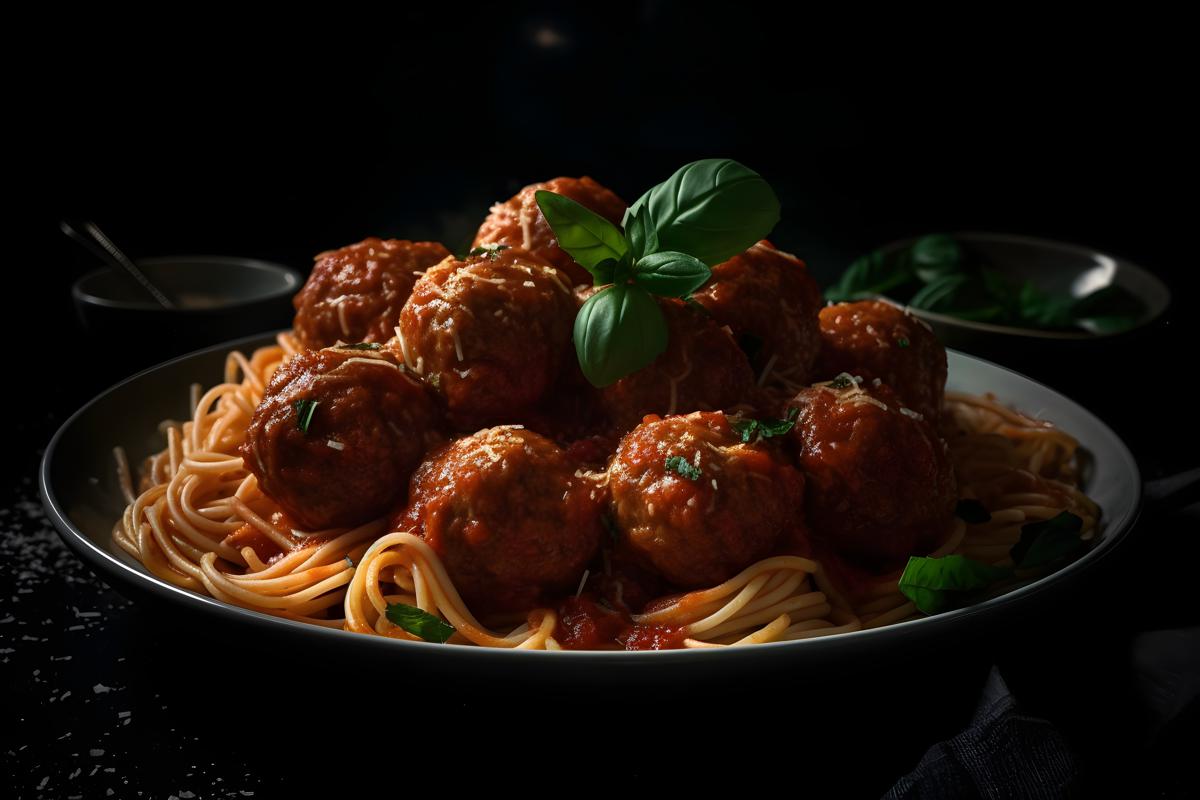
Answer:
6, 5, 1198, 797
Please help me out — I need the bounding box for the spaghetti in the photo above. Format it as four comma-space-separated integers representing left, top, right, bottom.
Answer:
113, 338, 1101, 649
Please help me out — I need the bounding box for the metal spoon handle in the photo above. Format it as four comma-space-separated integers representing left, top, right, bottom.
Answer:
81, 221, 175, 309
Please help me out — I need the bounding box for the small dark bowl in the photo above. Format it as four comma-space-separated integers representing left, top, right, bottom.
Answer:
871, 232, 1172, 390
73, 256, 302, 370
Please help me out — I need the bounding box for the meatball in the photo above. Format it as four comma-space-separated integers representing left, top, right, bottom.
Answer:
242, 347, 441, 531
598, 297, 756, 433
815, 300, 947, 421
473, 176, 627, 287
292, 238, 451, 349
786, 379, 956, 569
691, 240, 822, 394
609, 411, 808, 588
399, 426, 605, 614
397, 247, 577, 428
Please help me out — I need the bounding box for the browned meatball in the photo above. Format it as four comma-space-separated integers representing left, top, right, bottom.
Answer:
473, 176, 627, 287
692, 240, 822, 394
609, 411, 808, 588
786, 379, 956, 569
242, 347, 442, 531
396, 247, 577, 429
398, 426, 605, 614
598, 298, 757, 433
292, 238, 451, 349
815, 300, 947, 421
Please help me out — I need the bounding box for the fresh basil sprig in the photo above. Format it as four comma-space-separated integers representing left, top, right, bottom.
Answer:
536, 159, 781, 387
898, 511, 1086, 614
385, 602, 455, 643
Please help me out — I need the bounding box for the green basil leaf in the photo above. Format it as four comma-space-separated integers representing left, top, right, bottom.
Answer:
574, 284, 668, 387
535, 190, 629, 274
385, 603, 455, 643
909, 274, 1006, 321
826, 249, 916, 303
955, 499, 992, 524
625, 203, 658, 261
624, 159, 780, 267
898, 555, 1013, 615
633, 251, 712, 297
1010, 511, 1084, 571
1071, 285, 1145, 334
591, 258, 619, 286
910, 234, 962, 283
1016, 281, 1076, 329
665, 455, 702, 480
336, 342, 383, 351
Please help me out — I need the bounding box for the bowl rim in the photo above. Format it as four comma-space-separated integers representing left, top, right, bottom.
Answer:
72, 255, 303, 313
872, 231, 1171, 340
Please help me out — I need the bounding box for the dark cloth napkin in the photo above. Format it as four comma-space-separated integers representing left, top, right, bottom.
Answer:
885, 666, 1079, 799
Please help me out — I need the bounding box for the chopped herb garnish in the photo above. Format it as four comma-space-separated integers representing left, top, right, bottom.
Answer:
385, 603, 455, 643
344, 556, 354, 568
426, 372, 441, 390
955, 499, 992, 524
897, 336, 910, 348
336, 342, 383, 351
467, 243, 510, 260
293, 399, 319, 434
828, 374, 855, 389
728, 407, 800, 443
665, 455, 702, 480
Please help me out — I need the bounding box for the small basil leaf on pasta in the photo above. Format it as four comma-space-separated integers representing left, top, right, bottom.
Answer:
898, 555, 1012, 615
625, 159, 780, 267
336, 342, 382, 351
535, 190, 629, 275
633, 251, 712, 297
292, 399, 318, 434
664, 455, 702, 481
1010, 511, 1084, 571
574, 284, 668, 387
954, 499, 991, 524
385, 603, 455, 643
